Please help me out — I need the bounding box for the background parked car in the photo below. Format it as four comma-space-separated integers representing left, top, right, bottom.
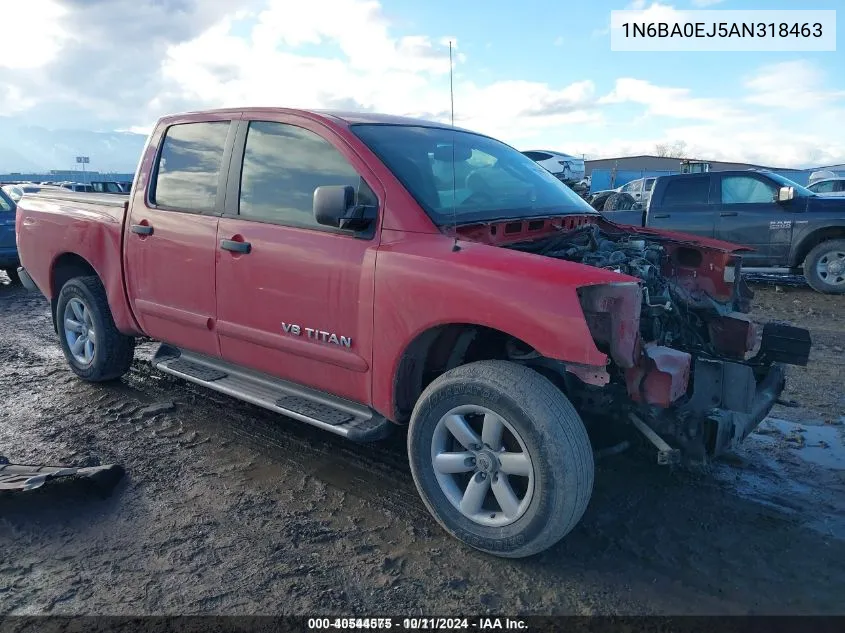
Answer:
521, 150, 586, 184
807, 178, 845, 197
0, 187, 19, 283
1, 184, 25, 202
60, 182, 95, 193
90, 180, 127, 194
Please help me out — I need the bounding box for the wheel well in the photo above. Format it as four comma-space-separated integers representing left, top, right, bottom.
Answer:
794, 227, 845, 268
392, 324, 563, 423
50, 253, 98, 332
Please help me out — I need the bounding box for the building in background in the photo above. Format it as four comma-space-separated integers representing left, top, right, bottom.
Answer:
585, 155, 819, 192
0, 169, 134, 185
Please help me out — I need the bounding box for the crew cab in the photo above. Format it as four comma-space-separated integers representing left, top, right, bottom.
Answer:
601, 170, 845, 293
15, 109, 811, 558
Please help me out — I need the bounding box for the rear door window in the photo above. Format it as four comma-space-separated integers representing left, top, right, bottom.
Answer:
151, 121, 231, 212
661, 177, 710, 206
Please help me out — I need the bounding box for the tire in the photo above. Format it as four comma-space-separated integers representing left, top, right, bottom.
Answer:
589, 192, 613, 211
603, 192, 636, 212
407, 360, 594, 558
2, 267, 20, 285
804, 239, 845, 294
56, 276, 135, 381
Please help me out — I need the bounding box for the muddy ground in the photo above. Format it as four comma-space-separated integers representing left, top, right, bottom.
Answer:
0, 276, 843, 616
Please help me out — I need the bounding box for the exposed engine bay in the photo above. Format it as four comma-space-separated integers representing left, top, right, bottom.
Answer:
507, 222, 749, 357
494, 218, 812, 462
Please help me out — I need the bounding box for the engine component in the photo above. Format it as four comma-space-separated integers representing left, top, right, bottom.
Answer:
507, 224, 741, 355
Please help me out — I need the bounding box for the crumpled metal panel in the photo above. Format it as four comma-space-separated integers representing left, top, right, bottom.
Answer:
579, 282, 642, 368
625, 344, 691, 408
707, 312, 758, 359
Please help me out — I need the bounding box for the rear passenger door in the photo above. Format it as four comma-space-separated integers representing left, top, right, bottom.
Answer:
648, 175, 716, 237
214, 116, 384, 405
123, 116, 238, 357
714, 174, 783, 267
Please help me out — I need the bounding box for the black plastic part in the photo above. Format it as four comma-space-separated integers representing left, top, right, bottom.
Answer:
275, 395, 354, 425
130, 224, 153, 235
16, 267, 37, 291
220, 239, 251, 253
688, 358, 756, 415
167, 359, 228, 382
759, 322, 812, 366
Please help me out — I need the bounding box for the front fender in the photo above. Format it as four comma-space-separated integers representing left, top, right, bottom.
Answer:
371, 229, 633, 417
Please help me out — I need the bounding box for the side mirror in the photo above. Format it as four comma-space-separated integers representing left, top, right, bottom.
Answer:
313, 185, 354, 227
777, 186, 795, 203
313, 185, 377, 231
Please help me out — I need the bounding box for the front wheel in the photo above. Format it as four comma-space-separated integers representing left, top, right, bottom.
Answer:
805, 239, 845, 294
56, 276, 135, 381
407, 361, 594, 558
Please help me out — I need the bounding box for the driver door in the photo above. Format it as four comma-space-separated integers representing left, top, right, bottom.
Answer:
715, 174, 789, 267
214, 116, 384, 404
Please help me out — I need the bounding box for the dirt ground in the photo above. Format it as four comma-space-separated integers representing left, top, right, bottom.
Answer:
0, 276, 843, 616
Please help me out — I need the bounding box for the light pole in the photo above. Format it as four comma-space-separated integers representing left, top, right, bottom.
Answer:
76, 156, 90, 184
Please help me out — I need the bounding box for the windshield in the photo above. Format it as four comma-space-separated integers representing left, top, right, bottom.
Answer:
351, 124, 597, 225
764, 172, 816, 197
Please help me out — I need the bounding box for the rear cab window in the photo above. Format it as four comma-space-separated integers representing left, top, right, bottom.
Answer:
150, 121, 231, 212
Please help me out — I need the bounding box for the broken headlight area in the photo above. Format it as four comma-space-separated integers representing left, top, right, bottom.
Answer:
507, 222, 812, 461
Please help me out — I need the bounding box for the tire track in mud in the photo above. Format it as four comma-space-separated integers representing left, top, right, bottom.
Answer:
2, 284, 845, 615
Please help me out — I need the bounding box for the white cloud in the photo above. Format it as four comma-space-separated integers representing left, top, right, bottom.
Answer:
0, 0, 843, 170
156, 0, 600, 147
0, 0, 70, 69
744, 60, 845, 111
599, 78, 742, 121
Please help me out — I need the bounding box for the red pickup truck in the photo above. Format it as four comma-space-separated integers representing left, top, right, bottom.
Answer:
15, 108, 811, 558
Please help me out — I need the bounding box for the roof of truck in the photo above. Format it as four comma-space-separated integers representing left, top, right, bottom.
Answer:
160, 107, 472, 131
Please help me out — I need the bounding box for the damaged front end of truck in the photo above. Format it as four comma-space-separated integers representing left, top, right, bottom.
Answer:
506, 217, 813, 463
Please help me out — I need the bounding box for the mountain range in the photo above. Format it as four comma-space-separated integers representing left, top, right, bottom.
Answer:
0, 117, 147, 174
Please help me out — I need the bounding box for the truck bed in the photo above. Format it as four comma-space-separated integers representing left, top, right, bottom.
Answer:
26, 189, 129, 207
15, 190, 140, 335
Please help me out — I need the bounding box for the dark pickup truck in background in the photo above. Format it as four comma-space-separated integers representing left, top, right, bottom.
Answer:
601, 170, 845, 294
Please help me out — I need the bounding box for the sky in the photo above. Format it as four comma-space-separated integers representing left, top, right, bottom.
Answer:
0, 0, 843, 169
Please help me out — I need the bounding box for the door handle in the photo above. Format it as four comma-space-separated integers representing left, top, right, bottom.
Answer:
652, 214, 670, 219
130, 224, 153, 235
720, 211, 738, 217
220, 239, 251, 254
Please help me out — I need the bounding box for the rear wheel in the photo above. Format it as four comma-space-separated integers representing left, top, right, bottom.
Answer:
805, 239, 845, 294
407, 361, 594, 558
56, 276, 135, 381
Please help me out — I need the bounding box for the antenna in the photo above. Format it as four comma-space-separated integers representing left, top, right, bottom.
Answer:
449, 40, 460, 252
